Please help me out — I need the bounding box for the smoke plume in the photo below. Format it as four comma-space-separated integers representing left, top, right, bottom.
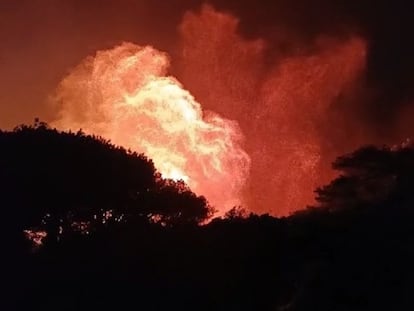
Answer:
2, 0, 413, 215
176, 5, 367, 214
52, 43, 250, 214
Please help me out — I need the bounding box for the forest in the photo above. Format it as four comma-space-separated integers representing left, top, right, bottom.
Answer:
3, 121, 414, 310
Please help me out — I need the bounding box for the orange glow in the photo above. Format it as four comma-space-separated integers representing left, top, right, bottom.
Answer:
253, 36, 367, 214
51, 5, 368, 217
52, 43, 250, 214
24, 229, 47, 246
177, 5, 367, 215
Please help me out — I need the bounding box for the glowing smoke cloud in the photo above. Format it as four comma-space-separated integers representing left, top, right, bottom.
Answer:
177, 5, 367, 215
52, 43, 250, 213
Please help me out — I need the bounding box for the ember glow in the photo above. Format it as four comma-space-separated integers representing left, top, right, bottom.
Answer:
24, 230, 47, 247
50, 5, 369, 216
177, 5, 368, 215
52, 43, 250, 213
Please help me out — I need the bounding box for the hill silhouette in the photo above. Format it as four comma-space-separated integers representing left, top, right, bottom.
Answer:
3, 122, 414, 310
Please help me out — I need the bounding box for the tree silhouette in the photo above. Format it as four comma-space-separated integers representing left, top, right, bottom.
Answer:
4, 124, 414, 311
0, 121, 213, 243
313, 144, 414, 211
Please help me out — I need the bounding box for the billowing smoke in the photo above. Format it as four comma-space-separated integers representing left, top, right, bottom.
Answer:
176, 5, 367, 214
51, 5, 368, 215
52, 43, 250, 214
51, 4, 371, 215
2, 1, 413, 215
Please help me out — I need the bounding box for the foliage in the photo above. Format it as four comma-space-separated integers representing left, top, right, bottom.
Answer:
314, 143, 414, 211
0, 121, 213, 242
4, 127, 414, 311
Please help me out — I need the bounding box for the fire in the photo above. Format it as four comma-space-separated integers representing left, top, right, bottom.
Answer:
52, 43, 250, 213
24, 229, 47, 247
176, 5, 367, 215
51, 5, 368, 217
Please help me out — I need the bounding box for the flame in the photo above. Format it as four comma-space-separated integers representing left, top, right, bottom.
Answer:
24, 229, 47, 246
52, 43, 250, 213
51, 5, 367, 217
177, 5, 367, 215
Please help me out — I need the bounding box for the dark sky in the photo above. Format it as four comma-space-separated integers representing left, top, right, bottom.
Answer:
217, 0, 414, 125
0, 0, 412, 127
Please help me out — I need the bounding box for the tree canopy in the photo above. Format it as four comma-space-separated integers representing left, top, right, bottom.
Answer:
3, 123, 414, 311
314, 142, 414, 211
0, 121, 213, 243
